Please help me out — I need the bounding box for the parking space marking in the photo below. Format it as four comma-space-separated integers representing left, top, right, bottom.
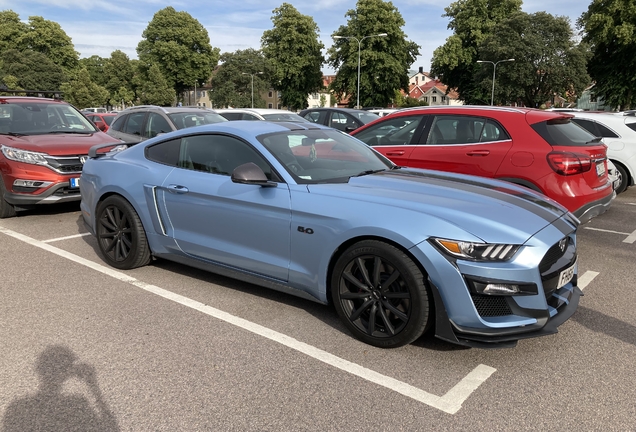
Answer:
42, 232, 92, 243
578, 271, 599, 290
0, 225, 495, 415
584, 226, 636, 243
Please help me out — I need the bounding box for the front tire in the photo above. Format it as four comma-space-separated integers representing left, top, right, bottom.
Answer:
95, 195, 151, 270
331, 240, 430, 348
0, 179, 17, 219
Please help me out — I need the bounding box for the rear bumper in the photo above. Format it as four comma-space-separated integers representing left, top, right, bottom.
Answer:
572, 189, 615, 224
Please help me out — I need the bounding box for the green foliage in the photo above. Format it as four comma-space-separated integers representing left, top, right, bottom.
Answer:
103, 50, 136, 103
0, 10, 28, 53
261, 3, 325, 110
0, 49, 66, 91
327, 0, 420, 108
478, 11, 590, 107
0, 75, 24, 95
79, 56, 108, 87
430, 0, 522, 104
137, 7, 220, 96
210, 49, 269, 108
579, 0, 636, 110
319, 94, 327, 107
19, 15, 79, 72
136, 63, 176, 106
60, 68, 109, 109
400, 96, 429, 108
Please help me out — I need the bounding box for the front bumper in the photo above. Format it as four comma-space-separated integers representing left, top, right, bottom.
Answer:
4, 181, 81, 207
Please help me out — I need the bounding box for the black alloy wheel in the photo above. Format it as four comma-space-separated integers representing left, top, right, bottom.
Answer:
95, 195, 151, 270
331, 240, 430, 348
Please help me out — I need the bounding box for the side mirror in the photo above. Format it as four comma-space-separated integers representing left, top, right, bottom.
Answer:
231, 162, 277, 187
345, 125, 358, 132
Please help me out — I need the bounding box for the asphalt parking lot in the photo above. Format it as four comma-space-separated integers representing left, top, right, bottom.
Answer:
1, 188, 635, 431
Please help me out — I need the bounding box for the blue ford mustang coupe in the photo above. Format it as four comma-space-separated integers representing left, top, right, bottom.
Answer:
80, 121, 581, 348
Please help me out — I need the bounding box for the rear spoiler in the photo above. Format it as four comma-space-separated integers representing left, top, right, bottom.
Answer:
88, 141, 129, 158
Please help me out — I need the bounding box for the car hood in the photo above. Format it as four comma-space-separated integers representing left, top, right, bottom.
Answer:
307, 168, 570, 244
1, 132, 121, 156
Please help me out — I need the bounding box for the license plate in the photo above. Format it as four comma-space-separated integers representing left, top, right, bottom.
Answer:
556, 262, 576, 289
70, 177, 80, 188
596, 161, 606, 177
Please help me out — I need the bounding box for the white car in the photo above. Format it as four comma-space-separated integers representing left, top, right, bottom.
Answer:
215, 108, 308, 123
570, 111, 636, 193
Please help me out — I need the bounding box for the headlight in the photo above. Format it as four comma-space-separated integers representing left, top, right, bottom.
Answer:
1, 145, 48, 165
432, 238, 520, 261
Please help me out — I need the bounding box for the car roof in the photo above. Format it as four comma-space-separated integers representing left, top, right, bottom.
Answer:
120, 105, 215, 114
0, 96, 68, 104
301, 107, 369, 113
215, 108, 296, 114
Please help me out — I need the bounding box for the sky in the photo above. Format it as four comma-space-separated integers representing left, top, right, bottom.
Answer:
2, 0, 592, 73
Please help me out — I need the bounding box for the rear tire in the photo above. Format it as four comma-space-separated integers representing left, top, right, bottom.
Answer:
0, 179, 17, 219
95, 195, 151, 269
614, 163, 629, 194
331, 240, 430, 348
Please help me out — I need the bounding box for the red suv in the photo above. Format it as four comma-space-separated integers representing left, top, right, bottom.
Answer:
0, 97, 124, 218
351, 106, 615, 223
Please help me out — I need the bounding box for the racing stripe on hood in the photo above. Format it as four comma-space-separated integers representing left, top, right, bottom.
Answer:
376, 169, 567, 223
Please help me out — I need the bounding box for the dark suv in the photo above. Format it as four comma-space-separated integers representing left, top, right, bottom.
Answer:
0, 96, 124, 218
107, 105, 227, 144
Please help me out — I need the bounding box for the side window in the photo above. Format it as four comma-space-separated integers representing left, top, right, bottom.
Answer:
242, 113, 259, 121
145, 113, 173, 138
110, 115, 127, 132
329, 112, 348, 131
220, 112, 242, 121
426, 116, 508, 145
123, 112, 146, 136
177, 134, 274, 179
146, 138, 181, 166
593, 121, 619, 138
303, 112, 321, 123
354, 115, 424, 146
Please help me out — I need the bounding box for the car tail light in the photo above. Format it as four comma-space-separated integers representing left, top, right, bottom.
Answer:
546, 151, 592, 175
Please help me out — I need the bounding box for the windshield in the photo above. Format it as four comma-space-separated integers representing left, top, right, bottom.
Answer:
0, 102, 98, 135
168, 112, 228, 129
258, 129, 393, 184
262, 112, 309, 122
353, 111, 380, 124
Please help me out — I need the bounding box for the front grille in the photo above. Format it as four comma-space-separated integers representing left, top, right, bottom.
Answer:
44, 155, 86, 174
471, 294, 512, 317
539, 236, 577, 301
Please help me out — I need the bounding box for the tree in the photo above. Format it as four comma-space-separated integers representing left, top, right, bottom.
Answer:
60, 68, 109, 109
400, 96, 429, 108
478, 11, 590, 107
327, 0, 419, 108
103, 50, 135, 104
261, 3, 325, 110
578, 0, 636, 110
0, 75, 24, 95
19, 15, 79, 72
210, 49, 269, 108
430, 0, 522, 104
137, 7, 220, 96
0, 10, 27, 53
79, 55, 108, 87
0, 49, 66, 91
135, 63, 176, 106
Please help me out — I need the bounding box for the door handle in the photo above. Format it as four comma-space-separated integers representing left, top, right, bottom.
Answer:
167, 184, 189, 194
466, 150, 490, 156
386, 151, 405, 156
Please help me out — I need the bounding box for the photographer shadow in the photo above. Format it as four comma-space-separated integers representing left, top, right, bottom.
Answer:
2, 345, 119, 432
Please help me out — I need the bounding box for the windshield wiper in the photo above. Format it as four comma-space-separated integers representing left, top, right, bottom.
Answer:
351, 169, 387, 178
47, 130, 92, 134
0, 132, 26, 137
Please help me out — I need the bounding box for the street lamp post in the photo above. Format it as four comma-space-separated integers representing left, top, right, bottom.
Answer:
242, 72, 263, 108
333, 33, 387, 109
476, 58, 515, 106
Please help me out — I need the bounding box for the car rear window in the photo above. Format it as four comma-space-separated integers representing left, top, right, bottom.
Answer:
530, 118, 599, 146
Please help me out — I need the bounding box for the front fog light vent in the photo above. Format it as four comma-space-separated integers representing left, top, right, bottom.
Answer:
469, 279, 538, 296
13, 179, 52, 189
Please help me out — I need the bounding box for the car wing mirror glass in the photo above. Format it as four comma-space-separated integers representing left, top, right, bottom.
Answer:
231, 162, 277, 187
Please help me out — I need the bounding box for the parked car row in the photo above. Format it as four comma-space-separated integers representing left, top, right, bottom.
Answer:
0, 96, 620, 350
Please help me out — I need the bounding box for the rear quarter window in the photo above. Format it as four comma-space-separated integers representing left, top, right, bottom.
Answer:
531, 118, 598, 146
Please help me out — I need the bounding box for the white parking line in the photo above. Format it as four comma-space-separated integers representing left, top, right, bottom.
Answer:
584, 227, 630, 235
42, 232, 92, 243
577, 271, 599, 290
623, 229, 636, 244
0, 225, 495, 415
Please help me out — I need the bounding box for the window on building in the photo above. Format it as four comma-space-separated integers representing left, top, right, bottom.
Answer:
268, 91, 273, 98
424, 97, 428, 103
268, 103, 273, 109
432, 96, 437, 103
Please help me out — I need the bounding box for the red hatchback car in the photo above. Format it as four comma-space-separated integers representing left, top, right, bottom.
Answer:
351, 106, 615, 223
0, 97, 124, 218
